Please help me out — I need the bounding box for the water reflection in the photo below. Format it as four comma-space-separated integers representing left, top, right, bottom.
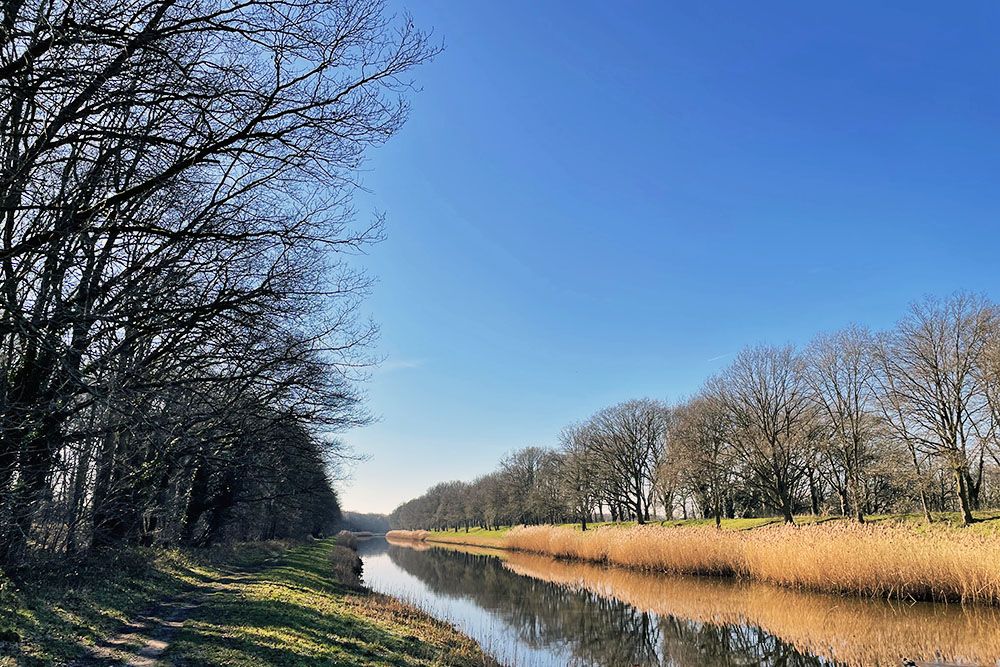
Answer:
360, 537, 1000, 666
359, 539, 811, 666
504, 551, 1000, 667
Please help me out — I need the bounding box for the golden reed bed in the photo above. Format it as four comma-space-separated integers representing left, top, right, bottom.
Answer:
387, 522, 1000, 604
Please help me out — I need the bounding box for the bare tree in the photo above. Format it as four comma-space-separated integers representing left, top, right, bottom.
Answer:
497, 447, 549, 525
391, 298, 1000, 533
980, 311, 1000, 471
873, 294, 994, 525
0, 0, 434, 565
558, 423, 598, 530
805, 326, 882, 523
668, 394, 733, 527
587, 399, 668, 525
714, 345, 813, 524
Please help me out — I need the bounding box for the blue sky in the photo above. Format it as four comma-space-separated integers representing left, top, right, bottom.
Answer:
339, 1, 1000, 514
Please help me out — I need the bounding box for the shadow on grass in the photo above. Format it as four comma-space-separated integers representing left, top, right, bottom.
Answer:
0, 542, 290, 665
173, 596, 441, 666
168, 541, 489, 667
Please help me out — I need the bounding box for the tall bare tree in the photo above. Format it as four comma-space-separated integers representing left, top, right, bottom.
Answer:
874, 294, 994, 525
558, 423, 598, 530
805, 326, 882, 523
668, 394, 733, 527
714, 345, 813, 524
587, 399, 668, 524
1, 0, 434, 565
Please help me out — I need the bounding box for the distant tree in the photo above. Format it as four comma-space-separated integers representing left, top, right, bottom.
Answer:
339, 512, 391, 535
497, 447, 547, 525
558, 424, 599, 530
980, 313, 1000, 472
391, 296, 1000, 532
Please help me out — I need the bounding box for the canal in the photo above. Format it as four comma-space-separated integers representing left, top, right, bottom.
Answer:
357, 536, 1000, 666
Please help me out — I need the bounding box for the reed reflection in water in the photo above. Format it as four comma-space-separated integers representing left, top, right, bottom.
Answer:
363, 537, 1000, 667
502, 549, 1000, 667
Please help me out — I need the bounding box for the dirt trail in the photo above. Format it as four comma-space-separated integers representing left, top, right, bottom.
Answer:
68, 585, 205, 667
69, 565, 270, 666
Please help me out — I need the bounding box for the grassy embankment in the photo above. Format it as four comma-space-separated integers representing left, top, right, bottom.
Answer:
387, 511, 1000, 604
0, 538, 493, 666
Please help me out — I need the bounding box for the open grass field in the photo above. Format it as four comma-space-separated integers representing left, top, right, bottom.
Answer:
0, 539, 494, 666
387, 511, 1000, 604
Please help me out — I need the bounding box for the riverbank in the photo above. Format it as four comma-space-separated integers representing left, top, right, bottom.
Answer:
0, 539, 495, 665
387, 512, 1000, 604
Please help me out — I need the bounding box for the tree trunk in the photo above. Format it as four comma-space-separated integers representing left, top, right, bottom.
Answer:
781, 502, 795, 524
906, 443, 933, 524
65, 445, 91, 554
1, 403, 61, 565
634, 476, 645, 525
808, 471, 820, 516
850, 475, 866, 524
954, 466, 975, 525
775, 475, 796, 525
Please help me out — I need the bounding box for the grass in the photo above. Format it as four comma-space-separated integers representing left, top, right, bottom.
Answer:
386, 528, 510, 550
168, 540, 494, 666
389, 511, 1000, 604
387, 514, 869, 542
0, 539, 494, 666
0, 542, 286, 665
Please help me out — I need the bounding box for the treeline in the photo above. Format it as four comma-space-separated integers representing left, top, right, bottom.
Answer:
338, 512, 390, 534
0, 0, 432, 567
392, 293, 1000, 530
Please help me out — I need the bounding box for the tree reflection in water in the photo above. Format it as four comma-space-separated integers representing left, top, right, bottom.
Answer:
503, 549, 1000, 666
370, 539, 827, 666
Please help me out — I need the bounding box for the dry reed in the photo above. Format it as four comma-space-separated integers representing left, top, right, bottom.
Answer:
503, 522, 1000, 604
389, 523, 1000, 603
386, 529, 430, 542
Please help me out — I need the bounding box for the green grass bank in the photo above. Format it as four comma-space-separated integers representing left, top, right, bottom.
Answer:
0, 539, 494, 666
397, 510, 1000, 545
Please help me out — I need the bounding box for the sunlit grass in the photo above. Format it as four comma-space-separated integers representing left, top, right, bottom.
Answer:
0, 540, 494, 666
387, 528, 510, 548
168, 540, 495, 666
0, 544, 261, 664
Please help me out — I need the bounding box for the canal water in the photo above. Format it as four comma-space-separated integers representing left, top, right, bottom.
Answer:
357, 536, 1000, 667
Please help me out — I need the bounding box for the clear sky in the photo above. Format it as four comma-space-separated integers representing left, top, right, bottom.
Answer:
339, 1, 1000, 514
